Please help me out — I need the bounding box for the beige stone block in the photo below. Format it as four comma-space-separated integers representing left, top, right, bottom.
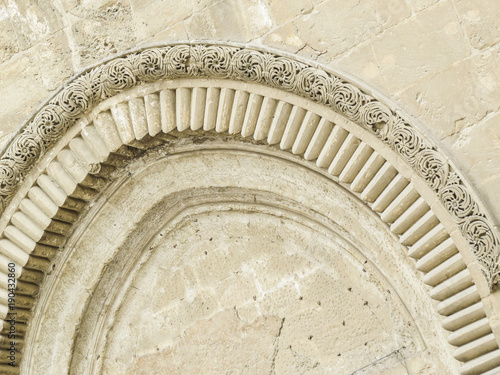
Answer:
33, 29, 74, 91
127, 310, 281, 374
258, 282, 305, 317
292, 0, 410, 59
292, 0, 382, 58
333, 41, 389, 96
0, 3, 20, 64
70, 1, 137, 68
264, 0, 313, 26
260, 22, 306, 54
372, 0, 413, 29
215, 273, 258, 307
130, 0, 211, 40
372, 0, 470, 93
455, 0, 500, 50
443, 112, 500, 225
191, 245, 239, 285
6, 0, 64, 50
185, 0, 273, 41
143, 268, 188, 312
274, 297, 395, 372
395, 44, 500, 140
254, 252, 314, 292
0, 52, 49, 138
274, 339, 325, 374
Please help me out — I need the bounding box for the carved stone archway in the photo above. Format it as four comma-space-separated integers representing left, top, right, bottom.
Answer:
1, 43, 500, 374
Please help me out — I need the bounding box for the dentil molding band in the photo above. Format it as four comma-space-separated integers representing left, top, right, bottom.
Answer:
1, 43, 499, 289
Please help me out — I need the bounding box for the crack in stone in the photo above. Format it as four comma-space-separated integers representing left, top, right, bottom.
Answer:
269, 317, 285, 375
286, 344, 320, 372
233, 306, 248, 324
397, 349, 410, 375
350, 347, 406, 374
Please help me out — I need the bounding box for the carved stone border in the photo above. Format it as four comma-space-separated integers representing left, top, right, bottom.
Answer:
1, 43, 499, 289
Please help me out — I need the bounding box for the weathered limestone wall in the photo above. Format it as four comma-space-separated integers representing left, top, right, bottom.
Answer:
0, 0, 498, 225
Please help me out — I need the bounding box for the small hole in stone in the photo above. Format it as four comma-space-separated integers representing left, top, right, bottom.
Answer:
364, 301, 368, 306
204, 251, 207, 255
299, 296, 303, 300
308, 335, 313, 340
317, 301, 321, 306
348, 287, 352, 292
342, 321, 345, 326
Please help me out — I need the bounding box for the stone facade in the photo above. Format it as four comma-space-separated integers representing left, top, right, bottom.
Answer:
0, 1, 498, 374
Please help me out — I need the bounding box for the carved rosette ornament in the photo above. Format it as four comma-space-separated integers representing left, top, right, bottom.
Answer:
2, 43, 500, 288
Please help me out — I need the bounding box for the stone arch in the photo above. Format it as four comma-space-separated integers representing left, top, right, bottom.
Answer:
1, 43, 499, 374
